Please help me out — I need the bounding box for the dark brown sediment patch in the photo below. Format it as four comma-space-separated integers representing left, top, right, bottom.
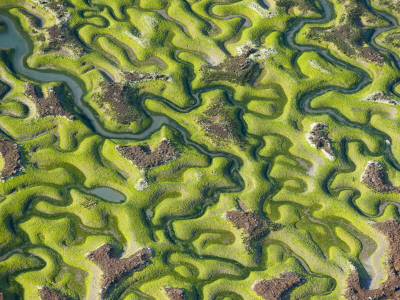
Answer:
0, 139, 22, 180
252, 272, 303, 300
225, 210, 281, 249
117, 139, 179, 169
25, 83, 74, 120
306, 123, 334, 159
201, 48, 260, 85
360, 161, 400, 193
87, 244, 152, 297
38, 287, 67, 300
163, 287, 186, 300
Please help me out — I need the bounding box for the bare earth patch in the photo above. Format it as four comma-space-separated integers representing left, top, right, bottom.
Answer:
87, 244, 152, 297
95, 82, 143, 125
0, 292, 3, 300
124, 71, 170, 83
306, 123, 335, 160
163, 287, 186, 300
38, 287, 67, 300
362, 91, 398, 105
360, 161, 400, 193
225, 210, 281, 249
25, 84, 74, 119
252, 272, 303, 300
197, 97, 245, 149
117, 139, 179, 169
0, 139, 22, 180
276, 0, 320, 15
344, 220, 400, 299
201, 48, 260, 85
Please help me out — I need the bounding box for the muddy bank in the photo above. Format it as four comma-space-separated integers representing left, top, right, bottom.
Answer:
25, 83, 74, 119
38, 287, 67, 300
345, 220, 400, 299
225, 210, 281, 249
253, 272, 303, 300
360, 161, 400, 193
93, 81, 146, 126
124, 71, 170, 83
305, 0, 385, 64
0, 139, 22, 180
164, 287, 186, 300
362, 91, 398, 105
197, 97, 245, 149
201, 48, 260, 85
306, 123, 334, 160
87, 244, 152, 297
117, 139, 179, 169
276, 0, 320, 14
45, 24, 84, 55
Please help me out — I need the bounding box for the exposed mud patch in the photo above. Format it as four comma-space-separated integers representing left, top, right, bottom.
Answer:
225, 210, 281, 249
35, 0, 84, 54
94, 82, 145, 125
0, 292, 3, 300
87, 244, 153, 298
45, 25, 85, 55
362, 91, 398, 105
306, 1, 385, 64
197, 97, 245, 149
117, 139, 179, 169
201, 48, 260, 85
344, 220, 400, 299
25, 83, 74, 119
38, 287, 67, 300
276, 0, 320, 14
252, 272, 303, 300
306, 123, 334, 160
124, 71, 170, 83
360, 161, 400, 193
0, 139, 22, 180
163, 287, 186, 300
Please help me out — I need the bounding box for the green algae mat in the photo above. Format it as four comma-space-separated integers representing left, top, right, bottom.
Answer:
0, 0, 400, 299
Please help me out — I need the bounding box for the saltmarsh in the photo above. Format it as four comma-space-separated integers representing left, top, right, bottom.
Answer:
0, 0, 400, 299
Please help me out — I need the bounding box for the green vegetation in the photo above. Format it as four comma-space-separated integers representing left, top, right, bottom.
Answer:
0, 0, 399, 299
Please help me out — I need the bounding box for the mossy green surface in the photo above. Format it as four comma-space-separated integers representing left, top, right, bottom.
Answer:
0, 0, 399, 299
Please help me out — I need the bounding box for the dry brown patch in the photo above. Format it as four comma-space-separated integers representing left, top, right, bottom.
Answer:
45, 25, 85, 55
25, 84, 74, 120
276, 0, 319, 14
95, 82, 144, 125
225, 210, 281, 249
117, 139, 179, 169
124, 71, 169, 83
360, 161, 400, 193
38, 287, 67, 300
252, 272, 303, 300
0, 292, 3, 300
201, 48, 260, 85
163, 287, 186, 300
306, 123, 334, 158
197, 97, 245, 149
344, 220, 400, 299
0, 139, 22, 180
87, 244, 152, 297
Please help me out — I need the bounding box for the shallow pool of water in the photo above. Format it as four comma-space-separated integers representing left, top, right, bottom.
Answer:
88, 187, 125, 203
